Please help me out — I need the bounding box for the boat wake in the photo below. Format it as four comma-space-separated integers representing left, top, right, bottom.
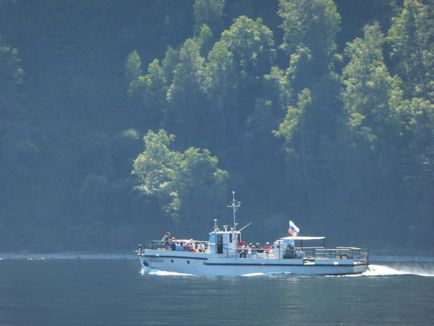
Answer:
362, 264, 434, 277
139, 265, 434, 278
241, 272, 267, 277
239, 264, 434, 278
140, 268, 194, 277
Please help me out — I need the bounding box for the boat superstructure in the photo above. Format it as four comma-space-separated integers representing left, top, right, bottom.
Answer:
138, 192, 368, 276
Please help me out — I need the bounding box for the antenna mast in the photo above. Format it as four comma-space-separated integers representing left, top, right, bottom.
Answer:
227, 190, 241, 231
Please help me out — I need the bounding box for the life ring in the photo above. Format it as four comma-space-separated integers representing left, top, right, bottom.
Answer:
340, 254, 349, 260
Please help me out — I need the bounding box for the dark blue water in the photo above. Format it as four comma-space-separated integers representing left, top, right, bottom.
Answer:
1, 258, 433, 325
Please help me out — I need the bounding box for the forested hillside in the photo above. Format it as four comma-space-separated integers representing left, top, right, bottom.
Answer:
0, 0, 433, 254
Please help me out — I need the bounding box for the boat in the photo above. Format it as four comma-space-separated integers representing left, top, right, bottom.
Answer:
137, 191, 369, 276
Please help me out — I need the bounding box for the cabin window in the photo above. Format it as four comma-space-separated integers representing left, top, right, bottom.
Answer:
229, 233, 232, 243
237, 234, 240, 242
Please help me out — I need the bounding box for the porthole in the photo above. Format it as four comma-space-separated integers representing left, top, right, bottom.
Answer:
171, 259, 174, 263
187, 260, 190, 264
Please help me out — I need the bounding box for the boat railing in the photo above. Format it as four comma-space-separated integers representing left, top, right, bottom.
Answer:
301, 247, 369, 263
223, 245, 368, 263
143, 240, 209, 252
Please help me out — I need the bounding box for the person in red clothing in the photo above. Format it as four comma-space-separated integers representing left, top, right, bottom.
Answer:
239, 241, 247, 258
264, 242, 271, 257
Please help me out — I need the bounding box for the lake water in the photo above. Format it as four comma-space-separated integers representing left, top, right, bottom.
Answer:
1, 257, 433, 325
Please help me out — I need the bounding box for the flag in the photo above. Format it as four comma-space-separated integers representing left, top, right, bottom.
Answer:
288, 220, 300, 237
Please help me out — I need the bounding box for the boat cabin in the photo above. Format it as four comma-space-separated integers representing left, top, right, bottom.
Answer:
208, 223, 241, 256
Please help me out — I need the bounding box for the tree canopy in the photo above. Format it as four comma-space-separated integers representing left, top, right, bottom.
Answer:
0, 0, 433, 253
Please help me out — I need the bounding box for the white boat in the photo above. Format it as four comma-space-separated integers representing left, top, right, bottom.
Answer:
137, 192, 368, 276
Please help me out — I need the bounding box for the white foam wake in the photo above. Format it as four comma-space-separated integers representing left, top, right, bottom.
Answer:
138, 265, 434, 278
241, 272, 266, 277
363, 264, 434, 277
140, 268, 194, 277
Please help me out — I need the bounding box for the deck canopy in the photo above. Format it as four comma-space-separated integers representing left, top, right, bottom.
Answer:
279, 236, 325, 241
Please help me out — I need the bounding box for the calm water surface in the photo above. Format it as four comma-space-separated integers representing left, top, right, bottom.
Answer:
0, 259, 433, 325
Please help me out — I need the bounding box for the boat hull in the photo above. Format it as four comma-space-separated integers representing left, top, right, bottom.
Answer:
139, 252, 368, 276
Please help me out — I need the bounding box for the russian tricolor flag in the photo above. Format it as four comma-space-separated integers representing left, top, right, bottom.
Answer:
288, 220, 300, 237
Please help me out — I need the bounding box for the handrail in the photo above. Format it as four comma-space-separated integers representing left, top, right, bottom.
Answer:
144, 240, 209, 251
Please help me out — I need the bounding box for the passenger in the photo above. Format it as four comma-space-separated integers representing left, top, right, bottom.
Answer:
256, 243, 264, 254
182, 242, 191, 251
295, 249, 303, 258
170, 237, 176, 251
238, 241, 244, 256
198, 242, 205, 252
250, 243, 257, 258
284, 244, 295, 259
264, 242, 271, 256
162, 232, 171, 250
240, 243, 247, 258
248, 243, 254, 258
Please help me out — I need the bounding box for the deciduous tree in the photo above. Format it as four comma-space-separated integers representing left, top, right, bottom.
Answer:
387, 0, 433, 100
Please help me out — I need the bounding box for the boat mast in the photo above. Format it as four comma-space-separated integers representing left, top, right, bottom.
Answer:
227, 190, 241, 231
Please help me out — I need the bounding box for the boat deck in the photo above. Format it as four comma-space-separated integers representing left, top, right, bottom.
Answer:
139, 240, 369, 264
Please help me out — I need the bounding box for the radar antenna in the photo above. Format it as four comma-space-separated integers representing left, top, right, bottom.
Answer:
227, 190, 241, 231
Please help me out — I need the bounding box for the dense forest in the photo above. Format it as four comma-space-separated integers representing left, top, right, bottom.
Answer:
0, 0, 433, 254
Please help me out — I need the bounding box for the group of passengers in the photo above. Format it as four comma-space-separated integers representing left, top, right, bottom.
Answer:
171, 241, 206, 252
161, 232, 206, 252
238, 241, 272, 258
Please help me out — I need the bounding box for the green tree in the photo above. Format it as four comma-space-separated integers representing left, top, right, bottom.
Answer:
207, 15, 275, 131
340, 22, 415, 205
143, 59, 167, 125
278, 0, 341, 74
167, 38, 207, 144
286, 47, 315, 96
342, 23, 403, 149
132, 130, 180, 197
206, 40, 237, 144
387, 0, 433, 100
0, 35, 24, 110
193, 0, 225, 35
132, 130, 228, 227
127, 58, 167, 128
273, 88, 313, 193
399, 97, 434, 213
273, 89, 312, 153
172, 147, 228, 231
219, 16, 275, 86
195, 24, 214, 56
125, 50, 142, 85
161, 46, 179, 86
